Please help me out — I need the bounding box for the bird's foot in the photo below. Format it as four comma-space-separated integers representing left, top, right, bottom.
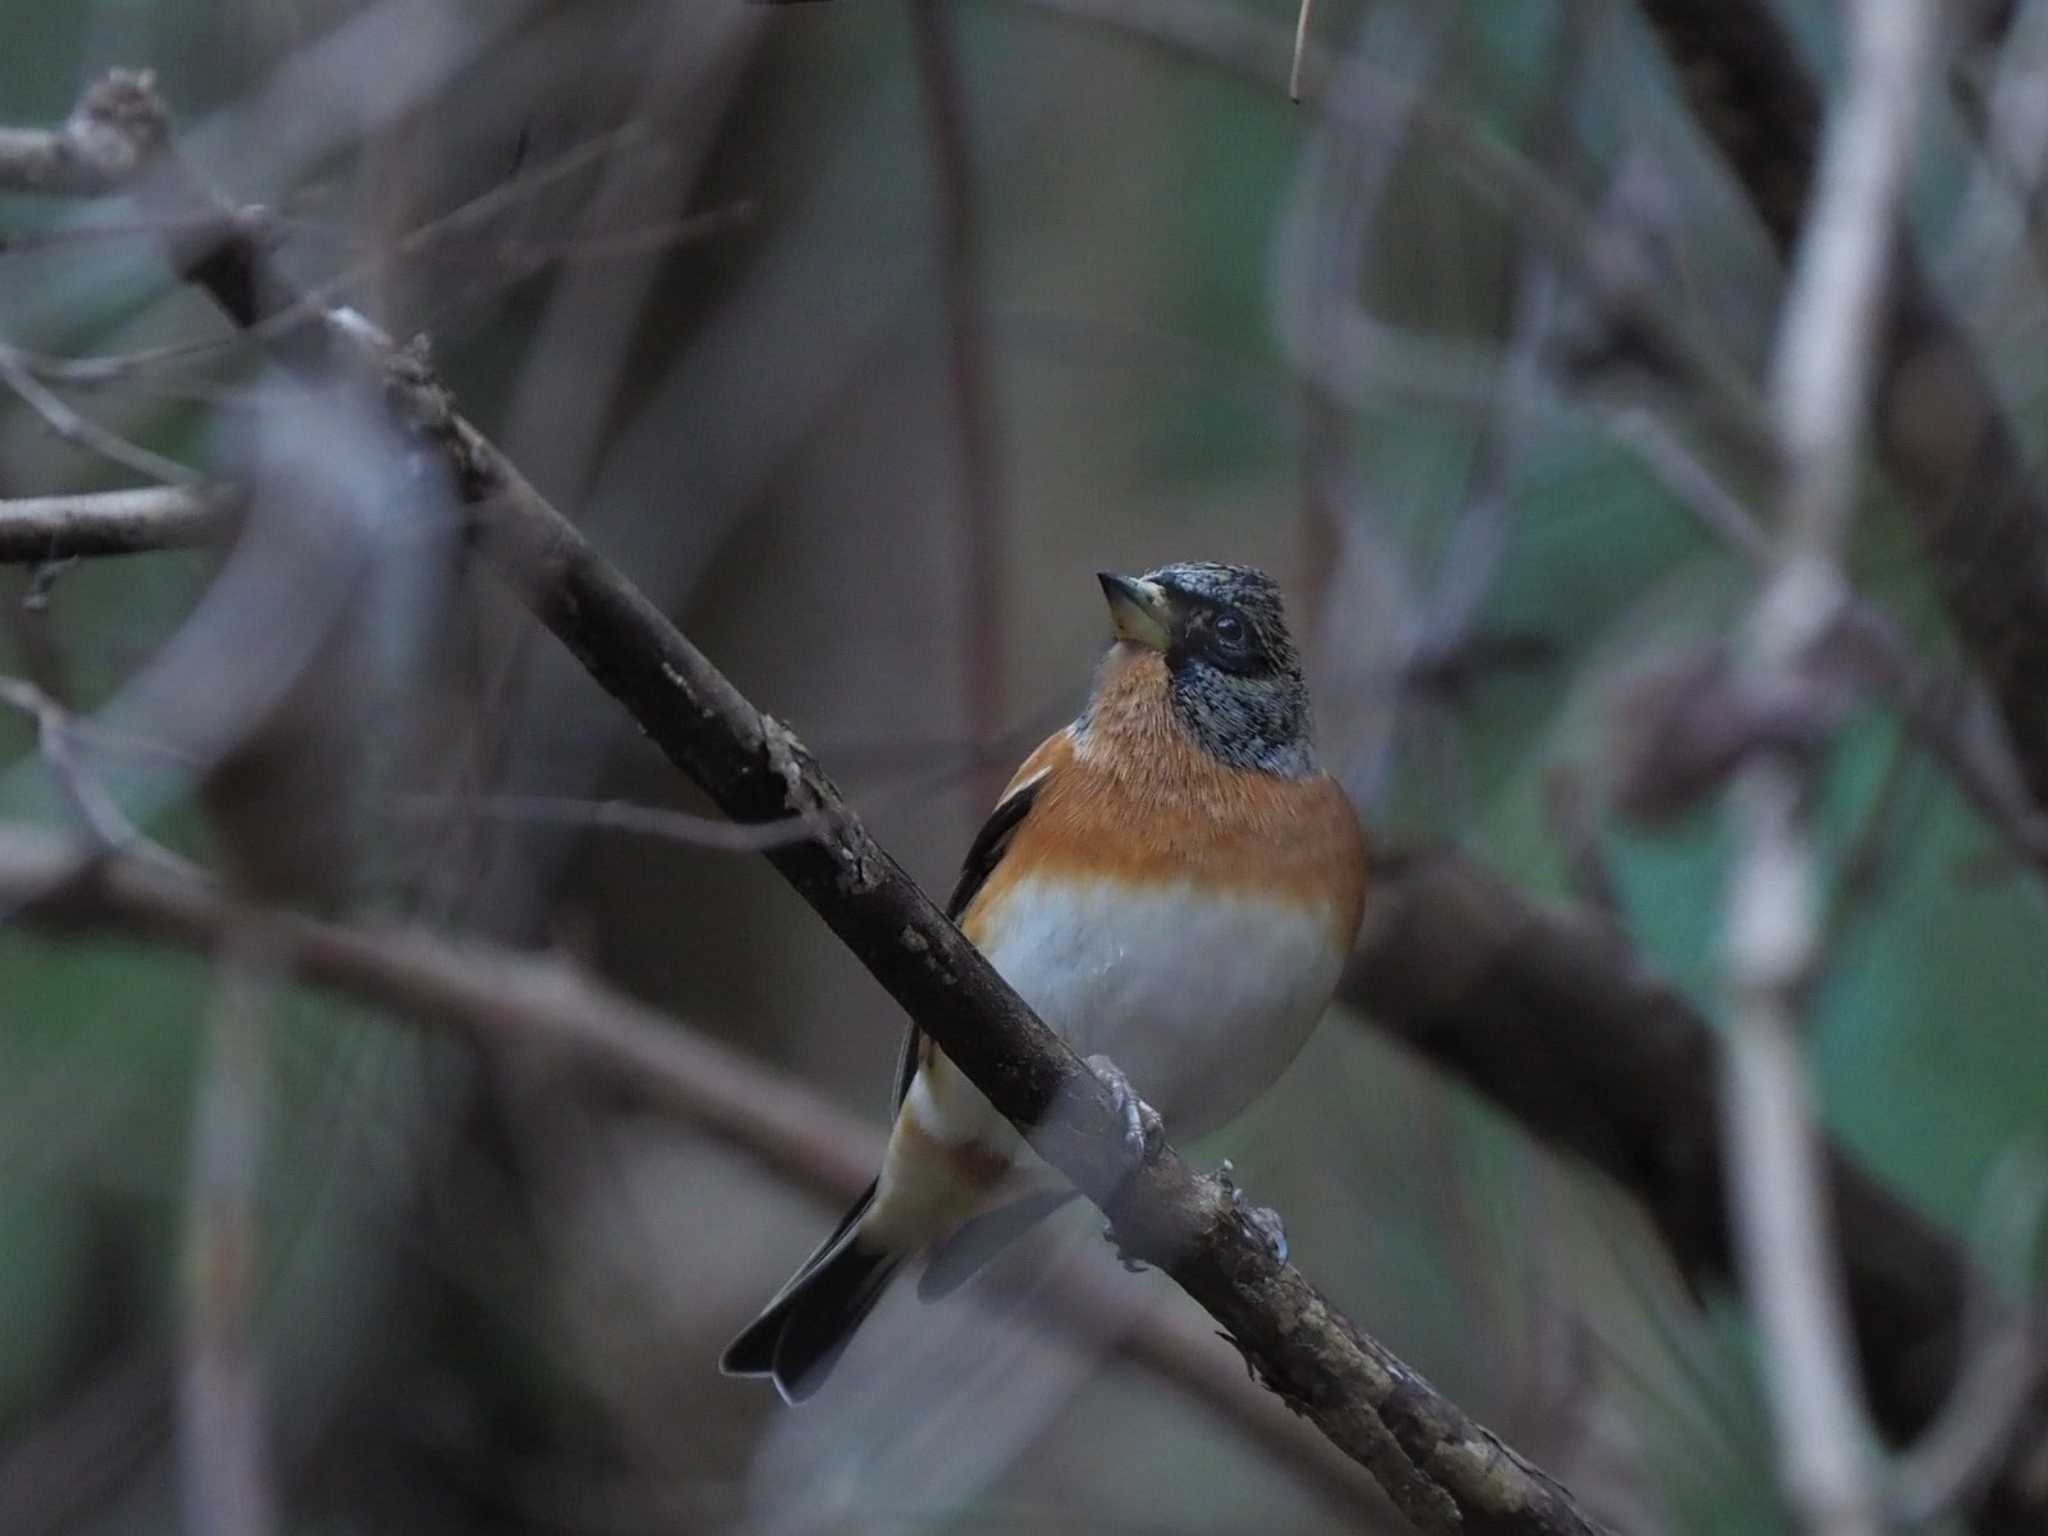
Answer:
1215, 1159, 1288, 1265
1085, 1053, 1164, 1174
1086, 1054, 1164, 1273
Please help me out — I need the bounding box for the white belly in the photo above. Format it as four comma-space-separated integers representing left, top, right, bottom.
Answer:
975, 875, 1343, 1142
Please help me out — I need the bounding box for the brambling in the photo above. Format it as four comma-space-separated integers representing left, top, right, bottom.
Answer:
722, 562, 1367, 1402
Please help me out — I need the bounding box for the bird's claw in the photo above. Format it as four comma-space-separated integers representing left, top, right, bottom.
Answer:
1086, 1055, 1162, 1271
1215, 1160, 1288, 1264
1086, 1053, 1164, 1174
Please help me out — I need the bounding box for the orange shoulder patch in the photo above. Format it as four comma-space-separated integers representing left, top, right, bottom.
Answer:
960, 654, 1367, 953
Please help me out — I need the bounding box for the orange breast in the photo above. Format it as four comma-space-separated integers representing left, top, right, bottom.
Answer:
963, 650, 1367, 955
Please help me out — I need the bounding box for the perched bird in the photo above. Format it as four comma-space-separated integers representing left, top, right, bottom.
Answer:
722, 562, 1367, 1402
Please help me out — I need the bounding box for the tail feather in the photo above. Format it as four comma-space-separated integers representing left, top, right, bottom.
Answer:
916, 1188, 1076, 1301
721, 1181, 907, 1403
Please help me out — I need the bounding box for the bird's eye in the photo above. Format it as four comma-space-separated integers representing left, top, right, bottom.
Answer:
1213, 609, 1248, 648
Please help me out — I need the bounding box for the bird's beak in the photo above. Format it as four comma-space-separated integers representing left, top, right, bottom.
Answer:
1097, 572, 1174, 651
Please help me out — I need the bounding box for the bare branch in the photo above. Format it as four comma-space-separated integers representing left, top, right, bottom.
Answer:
0, 485, 242, 562
1289, 0, 1316, 103
0, 335, 232, 390
385, 791, 840, 853
0, 675, 188, 863
0, 345, 206, 487
1723, 7, 1936, 1522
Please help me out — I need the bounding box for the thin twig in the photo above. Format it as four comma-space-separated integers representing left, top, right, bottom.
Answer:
1721, 5, 1937, 1534
1, 200, 749, 397
0, 335, 234, 390
1289, 0, 1315, 103
385, 791, 837, 853
0, 345, 205, 486
0, 674, 196, 869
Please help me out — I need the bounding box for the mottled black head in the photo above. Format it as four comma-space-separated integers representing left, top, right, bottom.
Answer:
1095, 562, 1315, 778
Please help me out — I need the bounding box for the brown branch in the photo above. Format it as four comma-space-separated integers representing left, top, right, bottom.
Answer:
1343, 853, 2048, 1536
0, 822, 1393, 1521
2, 71, 1615, 1535
1637, 0, 2048, 823
0, 485, 242, 561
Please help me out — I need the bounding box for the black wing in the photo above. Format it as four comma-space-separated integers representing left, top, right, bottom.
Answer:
891, 771, 1048, 1109
945, 772, 1044, 922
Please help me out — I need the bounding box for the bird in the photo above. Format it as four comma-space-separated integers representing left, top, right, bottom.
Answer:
721, 562, 1367, 1403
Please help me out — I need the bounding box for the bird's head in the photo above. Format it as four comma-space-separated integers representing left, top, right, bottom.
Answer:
1092, 562, 1314, 778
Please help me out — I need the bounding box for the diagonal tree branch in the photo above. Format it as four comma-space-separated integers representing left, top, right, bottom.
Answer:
1637, 0, 2048, 822
0, 72, 1614, 1536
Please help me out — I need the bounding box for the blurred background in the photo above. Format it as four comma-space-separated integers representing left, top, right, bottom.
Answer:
2, 1, 2046, 1532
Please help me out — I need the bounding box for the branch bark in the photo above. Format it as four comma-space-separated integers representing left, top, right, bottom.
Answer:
0, 72, 1614, 1536
1638, 0, 2048, 821
0, 486, 242, 561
